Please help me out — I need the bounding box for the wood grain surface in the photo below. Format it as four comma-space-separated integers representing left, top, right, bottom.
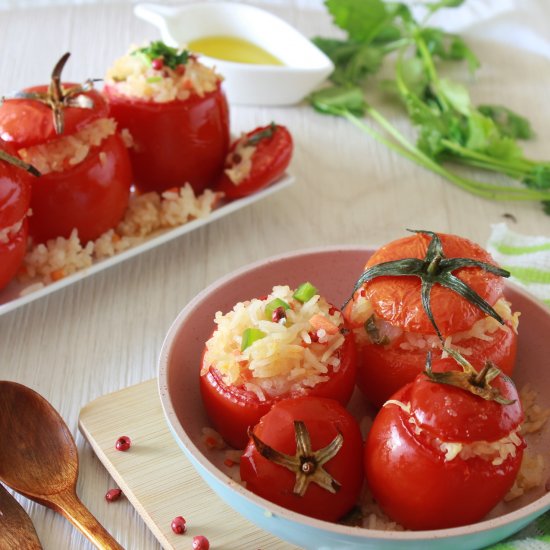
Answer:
1, 1, 549, 549
78, 379, 295, 550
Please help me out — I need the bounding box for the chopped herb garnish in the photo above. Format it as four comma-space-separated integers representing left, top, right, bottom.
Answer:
364, 315, 388, 345
132, 41, 190, 70
246, 122, 277, 146
293, 282, 318, 303
241, 328, 267, 351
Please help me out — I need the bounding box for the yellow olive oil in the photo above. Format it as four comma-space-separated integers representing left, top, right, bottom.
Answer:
188, 36, 283, 65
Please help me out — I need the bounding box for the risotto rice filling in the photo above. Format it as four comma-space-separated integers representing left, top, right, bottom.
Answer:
202, 285, 346, 400
18, 118, 117, 175
105, 45, 221, 102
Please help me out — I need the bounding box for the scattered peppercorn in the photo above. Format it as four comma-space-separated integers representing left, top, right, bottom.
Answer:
170, 516, 187, 535
115, 435, 131, 451
192, 535, 209, 550
105, 488, 122, 502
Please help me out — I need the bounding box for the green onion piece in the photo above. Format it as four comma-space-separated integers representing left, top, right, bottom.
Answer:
146, 76, 162, 83
293, 282, 318, 303
265, 298, 290, 319
241, 328, 267, 351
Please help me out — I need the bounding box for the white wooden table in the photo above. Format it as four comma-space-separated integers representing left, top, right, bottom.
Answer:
1, 1, 549, 549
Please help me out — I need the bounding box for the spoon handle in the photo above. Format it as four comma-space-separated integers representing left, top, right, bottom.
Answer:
49, 490, 124, 550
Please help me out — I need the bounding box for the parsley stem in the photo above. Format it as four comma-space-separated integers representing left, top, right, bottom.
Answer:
344, 107, 550, 201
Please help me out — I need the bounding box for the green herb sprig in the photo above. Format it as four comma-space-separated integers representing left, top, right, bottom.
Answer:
132, 41, 190, 69
309, 0, 550, 211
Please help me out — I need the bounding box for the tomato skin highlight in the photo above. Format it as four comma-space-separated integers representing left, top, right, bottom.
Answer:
27, 133, 132, 244
200, 328, 357, 449
240, 397, 364, 522
104, 84, 230, 195
365, 370, 524, 530
0, 141, 32, 289
216, 124, 293, 199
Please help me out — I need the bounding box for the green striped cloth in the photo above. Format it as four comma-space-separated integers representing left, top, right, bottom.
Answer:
487, 223, 550, 308
485, 223, 550, 549
485, 512, 550, 549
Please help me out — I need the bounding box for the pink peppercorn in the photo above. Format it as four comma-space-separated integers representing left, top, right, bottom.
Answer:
151, 57, 164, 70
115, 435, 131, 451
105, 488, 122, 502
271, 306, 286, 323
192, 535, 209, 550
170, 516, 186, 534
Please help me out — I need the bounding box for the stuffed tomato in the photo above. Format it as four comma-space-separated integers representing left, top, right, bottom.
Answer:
344, 230, 519, 408
200, 282, 357, 449
365, 351, 525, 530
0, 54, 132, 244
0, 142, 36, 289
104, 41, 230, 195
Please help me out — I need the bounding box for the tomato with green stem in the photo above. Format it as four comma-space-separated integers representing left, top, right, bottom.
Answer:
0, 53, 132, 244
240, 396, 364, 522
365, 350, 524, 530
216, 123, 293, 199
343, 230, 518, 408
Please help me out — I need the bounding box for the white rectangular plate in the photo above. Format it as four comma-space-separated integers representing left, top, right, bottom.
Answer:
0, 175, 294, 316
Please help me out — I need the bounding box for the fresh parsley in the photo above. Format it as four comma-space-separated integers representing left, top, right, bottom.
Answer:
132, 41, 189, 70
309, 0, 550, 210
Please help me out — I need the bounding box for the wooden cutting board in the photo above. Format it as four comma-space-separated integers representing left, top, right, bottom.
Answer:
78, 379, 295, 550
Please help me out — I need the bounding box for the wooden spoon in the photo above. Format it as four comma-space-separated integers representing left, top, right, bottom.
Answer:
0, 381, 123, 549
0, 483, 43, 549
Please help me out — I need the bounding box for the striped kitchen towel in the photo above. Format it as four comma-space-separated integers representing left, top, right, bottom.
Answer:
487, 223, 550, 308
486, 222, 550, 548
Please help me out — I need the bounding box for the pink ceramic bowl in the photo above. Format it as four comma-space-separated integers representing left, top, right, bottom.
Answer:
158, 246, 550, 549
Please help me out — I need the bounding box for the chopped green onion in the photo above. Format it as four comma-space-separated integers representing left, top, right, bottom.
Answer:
146, 76, 162, 83
265, 298, 290, 320
293, 282, 318, 303
241, 328, 266, 351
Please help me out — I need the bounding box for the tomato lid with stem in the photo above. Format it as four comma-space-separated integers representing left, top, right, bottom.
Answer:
350, 230, 509, 336
408, 350, 524, 443
0, 53, 108, 148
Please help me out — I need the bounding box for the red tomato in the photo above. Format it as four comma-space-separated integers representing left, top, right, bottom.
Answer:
0, 141, 32, 290
104, 84, 230, 195
365, 359, 524, 530
0, 85, 132, 244
216, 124, 293, 199
240, 396, 364, 522
344, 232, 517, 408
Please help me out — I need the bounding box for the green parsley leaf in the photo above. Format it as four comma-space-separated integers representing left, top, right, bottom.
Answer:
478, 105, 534, 140
132, 41, 189, 70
